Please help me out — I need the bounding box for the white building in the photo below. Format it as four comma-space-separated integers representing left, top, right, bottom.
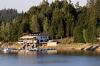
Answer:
18, 33, 49, 45
47, 40, 57, 47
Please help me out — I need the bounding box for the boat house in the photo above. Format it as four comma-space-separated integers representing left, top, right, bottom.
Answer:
18, 33, 49, 49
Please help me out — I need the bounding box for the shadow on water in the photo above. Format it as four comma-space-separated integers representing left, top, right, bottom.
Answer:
1, 50, 100, 66
1, 49, 100, 56
57, 50, 100, 56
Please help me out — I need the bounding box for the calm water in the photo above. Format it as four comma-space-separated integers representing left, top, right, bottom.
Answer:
0, 51, 100, 66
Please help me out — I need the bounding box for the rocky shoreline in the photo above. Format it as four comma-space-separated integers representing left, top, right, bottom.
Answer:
56, 43, 100, 53
1, 42, 100, 55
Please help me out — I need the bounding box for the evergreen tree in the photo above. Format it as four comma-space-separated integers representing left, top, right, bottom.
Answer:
30, 15, 40, 32
43, 17, 49, 34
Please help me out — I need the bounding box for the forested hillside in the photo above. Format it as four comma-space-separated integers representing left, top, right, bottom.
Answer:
0, 0, 100, 43
0, 9, 21, 23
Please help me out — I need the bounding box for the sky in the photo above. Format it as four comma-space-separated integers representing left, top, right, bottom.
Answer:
0, 0, 87, 13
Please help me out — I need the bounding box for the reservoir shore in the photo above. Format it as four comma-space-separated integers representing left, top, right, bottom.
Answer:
0, 43, 100, 55
0, 37, 100, 55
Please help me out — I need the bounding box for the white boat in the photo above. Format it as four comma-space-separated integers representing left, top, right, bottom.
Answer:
28, 48, 56, 51
2, 48, 8, 53
28, 48, 38, 51
2, 48, 15, 53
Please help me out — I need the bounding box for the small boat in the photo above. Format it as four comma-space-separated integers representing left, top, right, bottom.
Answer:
28, 48, 39, 51
2, 48, 17, 53
2, 48, 9, 53
28, 48, 56, 51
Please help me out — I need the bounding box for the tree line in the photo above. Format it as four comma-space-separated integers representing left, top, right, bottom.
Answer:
0, 0, 100, 43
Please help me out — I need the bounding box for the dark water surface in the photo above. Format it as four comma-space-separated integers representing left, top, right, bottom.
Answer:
0, 51, 100, 66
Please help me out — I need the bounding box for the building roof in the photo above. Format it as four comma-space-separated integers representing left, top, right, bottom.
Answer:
23, 32, 48, 36
20, 33, 48, 39
20, 35, 35, 39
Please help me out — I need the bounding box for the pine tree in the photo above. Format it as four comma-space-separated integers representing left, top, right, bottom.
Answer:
43, 17, 49, 34
30, 15, 40, 33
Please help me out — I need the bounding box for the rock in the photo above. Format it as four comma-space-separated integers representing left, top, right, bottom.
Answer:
95, 47, 100, 52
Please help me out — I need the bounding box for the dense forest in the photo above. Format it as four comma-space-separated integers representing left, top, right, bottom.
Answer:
0, 0, 100, 43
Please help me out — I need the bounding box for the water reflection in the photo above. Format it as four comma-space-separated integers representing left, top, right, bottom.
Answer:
1, 50, 100, 66
57, 50, 100, 56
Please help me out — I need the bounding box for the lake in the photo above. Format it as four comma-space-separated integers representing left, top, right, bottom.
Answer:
0, 51, 100, 66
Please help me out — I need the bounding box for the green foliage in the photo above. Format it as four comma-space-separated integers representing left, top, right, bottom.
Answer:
0, 9, 20, 23
0, 0, 99, 44
96, 27, 100, 37
73, 26, 85, 43
43, 17, 49, 33
65, 13, 74, 36
30, 15, 40, 33
57, 21, 64, 39
0, 23, 11, 42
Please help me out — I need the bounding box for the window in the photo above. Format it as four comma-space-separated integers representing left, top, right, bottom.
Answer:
41, 37, 42, 39
44, 36, 47, 38
40, 40, 43, 42
45, 39, 47, 42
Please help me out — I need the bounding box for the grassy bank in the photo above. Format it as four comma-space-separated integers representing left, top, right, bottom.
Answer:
55, 38, 100, 53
